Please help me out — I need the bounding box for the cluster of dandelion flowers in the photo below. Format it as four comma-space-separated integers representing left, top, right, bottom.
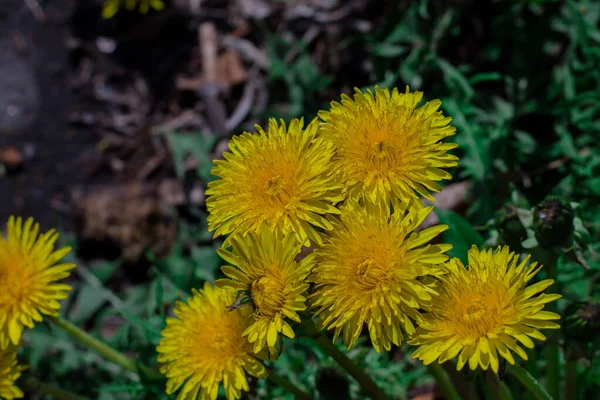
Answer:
410, 246, 561, 372
157, 283, 267, 400
102, 0, 165, 18
318, 86, 458, 202
216, 226, 314, 354
309, 198, 452, 353
206, 118, 343, 247
0, 344, 25, 399
0, 217, 75, 349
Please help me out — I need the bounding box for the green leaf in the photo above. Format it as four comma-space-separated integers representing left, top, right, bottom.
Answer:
190, 245, 221, 282
370, 43, 408, 58
436, 58, 474, 99
69, 284, 107, 324
443, 99, 489, 180
469, 72, 502, 84
168, 132, 217, 180
435, 208, 484, 263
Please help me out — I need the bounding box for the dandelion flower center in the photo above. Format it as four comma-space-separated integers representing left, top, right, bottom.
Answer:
454, 283, 514, 338
251, 161, 301, 213
354, 254, 392, 290
352, 113, 415, 181
195, 312, 249, 366
462, 300, 497, 335
251, 275, 286, 317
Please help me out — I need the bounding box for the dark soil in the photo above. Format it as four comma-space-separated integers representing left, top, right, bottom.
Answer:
0, 0, 97, 231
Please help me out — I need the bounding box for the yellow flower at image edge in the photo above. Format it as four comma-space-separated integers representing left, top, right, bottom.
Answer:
102, 0, 165, 19
0, 217, 74, 349
157, 283, 267, 400
216, 226, 313, 354
410, 246, 561, 372
206, 118, 343, 246
319, 86, 458, 203
310, 198, 451, 352
0, 344, 26, 399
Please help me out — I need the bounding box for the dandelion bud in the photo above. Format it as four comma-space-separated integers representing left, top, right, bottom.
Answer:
533, 195, 574, 249
563, 301, 600, 342
495, 205, 527, 251
316, 367, 350, 400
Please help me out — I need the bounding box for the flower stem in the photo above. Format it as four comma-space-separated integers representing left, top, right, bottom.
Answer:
20, 375, 86, 400
486, 371, 515, 400
564, 359, 577, 400
543, 250, 561, 400
312, 334, 387, 400
524, 353, 538, 400
427, 364, 462, 400
506, 364, 552, 400
300, 318, 387, 400
49, 315, 163, 381
266, 367, 313, 400
441, 363, 478, 400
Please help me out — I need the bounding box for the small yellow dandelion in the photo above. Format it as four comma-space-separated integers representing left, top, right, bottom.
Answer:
318, 86, 458, 203
0, 344, 26, 399
410, 246, 561, 372
309, 198, 451, 352
216, 225, 313, 355
102, 0, 165, 19
0, 217, 75, 349
157, 283, 267, 400
206, 118, 343, 246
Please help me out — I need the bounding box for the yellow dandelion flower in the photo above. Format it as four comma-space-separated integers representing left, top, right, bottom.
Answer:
410, 246, 561, 373
206, 118, 343, 246
216, 225, 313, 355
0, 344, 26, 400
102, 0, 165, 19
0, 217, 74, 349
318, 86, 458, 202
309, 198, 451, 352
157, 283, 267, 400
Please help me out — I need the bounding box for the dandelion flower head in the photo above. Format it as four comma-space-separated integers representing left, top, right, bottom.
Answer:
309, 198, 451, 352
102, 0, 165, 19
206, 118, 343, 246
410, 246, 561, 372
0, 217, 74, 349
157, 283, 267, 400
318, 86, 458, 203
0, 344, 25, 400
216, 225, 313, 355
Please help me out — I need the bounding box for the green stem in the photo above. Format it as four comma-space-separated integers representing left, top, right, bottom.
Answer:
544, 251, 560, 400
486, 371, 515, 400
313, 335, 387, 400
20, 375, 87, 400
266, 367, 313, 400
301, 318, 387, 400
427, 364, 462, 400
441, 363, 478, 400
49, 315, 162, 381
564, 359, 577, 400
506, 364, 552, 400
524, 353, 537, 400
